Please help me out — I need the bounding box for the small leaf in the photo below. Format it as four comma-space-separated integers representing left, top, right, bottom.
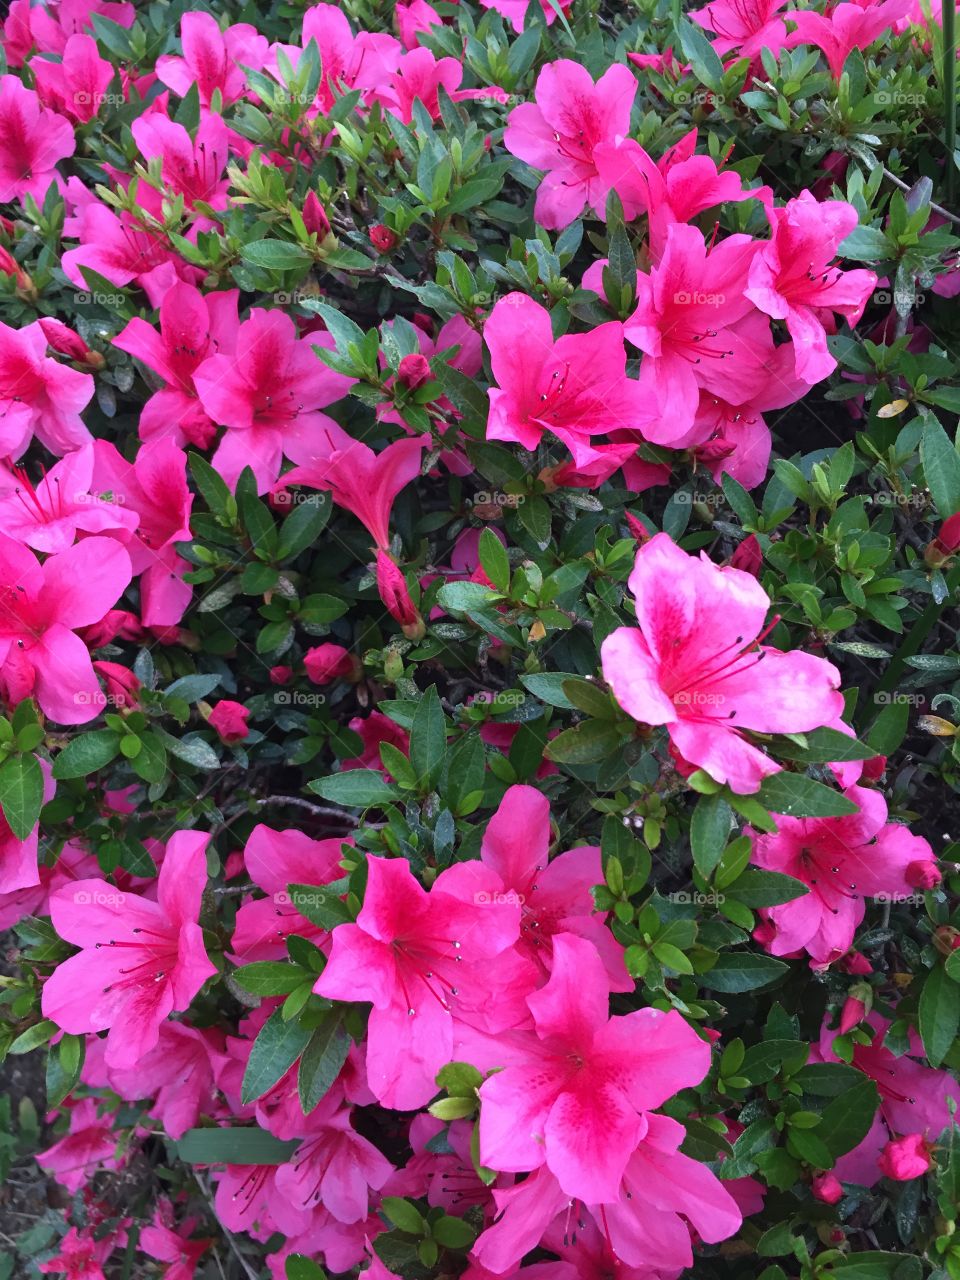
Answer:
241, 1008, 313, 1104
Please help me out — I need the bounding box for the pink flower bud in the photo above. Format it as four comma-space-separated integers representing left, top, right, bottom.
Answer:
838, 950, 873, 975
39, 317, 93, 362
879, 1134, 932, 1181
861, 754, 886, 781
304, 643, 358, 685
839, 995, 867, 1034
397, 352, 432, 390
905, 859, 941, 890
370, 224, 398, 253
625, 512, 651, 545
927, 512, 960, 565
92, 661, 141, 710
269, 666, 293, 685
730, 534, 762, 578
207, 700, 250, 743
302, 190, 331, 238
811, 1172, 843, 1204
376, 548, 424, 638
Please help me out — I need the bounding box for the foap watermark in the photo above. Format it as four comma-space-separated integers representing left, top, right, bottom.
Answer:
273, 290, 313, 306
472, 690, 526, 709
274, 690, 327, 708
875, 91, 927, 106
868, 492, 926, 508
274, 889, 327, 909
874, 892, 926, 905
873, 691, 924, 706
674, 491, 726, 507
873, 289, 926, 308
74, 90, 125, 108
673, 290, 726, 306
468, 491, 525, 508
670, 890, 725, 905
73, 889, 126, 908
271, 490, 326, 508
674, 690, 725, 707
676, 90, 725, 105
76, 291, 126, 306
474, 890, 526, 906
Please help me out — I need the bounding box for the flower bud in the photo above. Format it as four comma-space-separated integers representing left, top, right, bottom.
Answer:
905, 859, 941, 890
811, 1171, 844, 1204
730, 533, 762, 578
269, 666, 293, 685
625, 512, 651, 545
376, 548, 425, 639
206, 699, 251, 743
39, 317, 104, 368
302, 190, 331, 238
397, 352, 432, 390
92, 661, 141, 710
879, 1134, 932, 1181
370, 224, 398, 253
926, 513, 960, 566
304, 643, 360, 685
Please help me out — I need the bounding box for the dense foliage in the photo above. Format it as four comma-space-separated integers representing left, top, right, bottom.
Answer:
1, 0, 960, 1277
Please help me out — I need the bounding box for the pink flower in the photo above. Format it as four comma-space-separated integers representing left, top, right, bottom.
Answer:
230, 824, 346, 963
750, 785, 934, 965
38, 1225, 124, 1280
0, 319, 94, 458
304, 643, 358, 685
295, 3, 402, 113
193, 310, 355, 492
906, 858, 942, 889
595, 133, 771, 258
473, 1113, 741, 1274
316, 854, 528, 1109
480, 784, 629, 988
91, 437, 194, 628
208, 699, 250, 742
0, 444, 138, 554
37, 1098, 120, 1193
275, 1091, 394, 1222
397, 352, 432, 390
367, 47, 463, 123
62, 198, 195, 308
112, 282, 240, 449
395, 0, 443, 47
139, 1198, 211, 1280
107, 1022, 223, 1139
30, 34, 113, 123
376, 548, 424, 636
879, 1133, 933, 1181
839, 993, 868, 1033
623, 224, 769, 443
476, 933, 712, 1202
0, 75, 75, 204
480, 0, 572, 29
370, 224, 398, 252
342, 711, 410, 772
213, 1163, 313, 1237
784, 0, 912, 78
601, 533, 844, 794
155, 11, 269, 107
277, 428, 427, 549
745, 192, 877, 383
131, 110, 231, 216
503, 60, 637, 229
484, 293, 651, 467
0, 535, 132, 723
690, 0, 792, 59
41, 831, 217, 1069
811, 1171, 844, 1203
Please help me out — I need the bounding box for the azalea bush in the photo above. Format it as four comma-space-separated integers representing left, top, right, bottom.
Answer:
2, 0, 960, 1277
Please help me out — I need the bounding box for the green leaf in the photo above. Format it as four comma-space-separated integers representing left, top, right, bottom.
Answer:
309, 770, 401, 806
831, 1254, 922, 1280
725, 869, 810, 907
381, 1197, 427, 1235
233, 962, 308, 997
298, 1010, 350, 1114
704, 952, 790, 993
921, 415, 960, 518
0, 753, 43, 840
52, 730, 121, 779
518, 672, 580, 709
544, 719, 624, 764
822, 1076, 880, 1158
8, 1019, 58, 1055
919, 963, 960, 1067
838, 225, 892, 261
436, 581, 500, 614
286, 1256, 328, 1280
241, 1008, 313, 1104
409, 686, 446, 791
241, 239, 314, 271
678, 17, 725, 87
772, 727, 874, 763
129, 732, 168, 784
176, 1127, 299, 1165
276, 493, 330, 559
691, 794, 732, 879
189, 452, 232, 517
477, 528, 510, 593
757, 773, 858, 818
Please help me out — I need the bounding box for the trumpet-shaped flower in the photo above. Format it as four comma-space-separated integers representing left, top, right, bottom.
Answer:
600, 533, 844, 793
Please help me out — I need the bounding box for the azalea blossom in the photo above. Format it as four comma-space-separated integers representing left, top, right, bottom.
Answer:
689, 0, 792, 60
0, 74, 75, 204
0, 444, 139, 553
41, 830, 217, 1069
37, 1098, 121, 1193
139, 1198, 211, 1280
193, 309, 355, 491
503, 60, 637, 230
91, 437, 194, 628
316, 854, 530, 1109
480, 784, 629, 987
745, 191, 877, 383
131, 110, 232, 217
112, 281, 240, 448
476, 933, 713, 1202
0, 534, 132, 723
601, 533, 844, 793
155, 11, 269, 106
750, 784, 937, 965
784, 0, 913, 77
30, 34, 114, 124
0, 319, 94, 459
107, 1021, 224, 1139
484, 292, 652, 466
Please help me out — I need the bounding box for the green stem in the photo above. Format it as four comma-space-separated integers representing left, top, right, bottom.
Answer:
945, 0, 957, 202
